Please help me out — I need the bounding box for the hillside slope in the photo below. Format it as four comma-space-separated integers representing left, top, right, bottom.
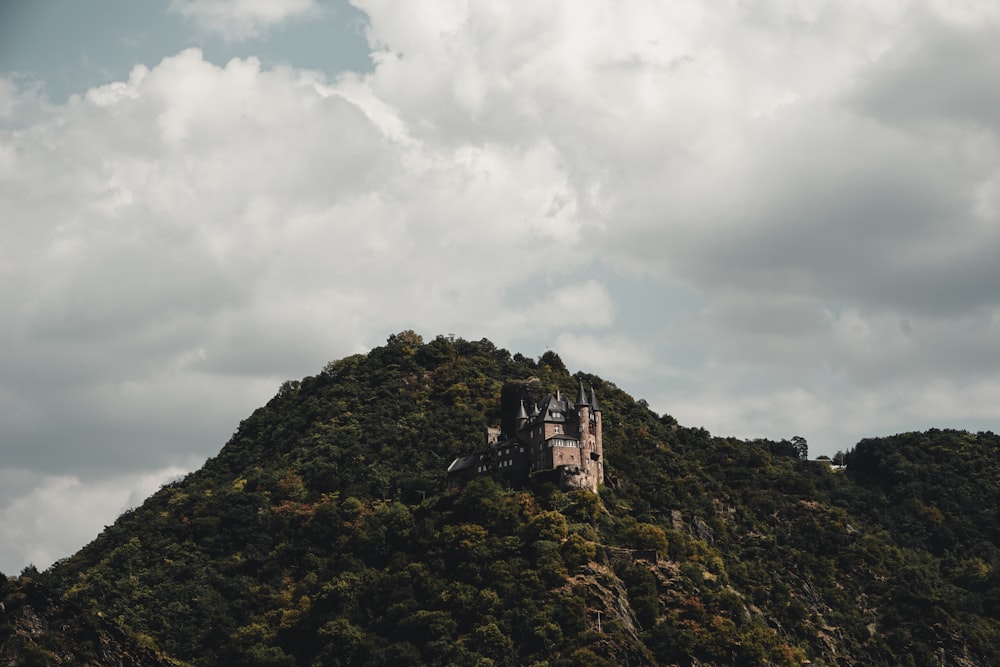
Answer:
3, 332, 1000, 666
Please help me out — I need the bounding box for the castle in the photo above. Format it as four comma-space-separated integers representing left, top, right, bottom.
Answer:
447, 380, 604, 492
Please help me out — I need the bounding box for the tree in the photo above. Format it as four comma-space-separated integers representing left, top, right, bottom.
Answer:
525, 511, 569, 543
539, 350, 566, 373
791, 436, 808, 460
626, 523, 669, 554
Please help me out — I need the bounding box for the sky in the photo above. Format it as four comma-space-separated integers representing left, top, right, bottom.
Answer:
2, 0, 1000, 573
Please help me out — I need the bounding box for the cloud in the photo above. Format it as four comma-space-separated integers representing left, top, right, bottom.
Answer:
6, 0, 1000, 570
554, 332, 653, 382
850, 10, 1000, 130
488, 280, 615, 341
168, 0, 319, 40
0, 46, 601, 478
340, 0, 1000, 453
350, 0, 1000, 323
0, 78, 15, 119
662, 386, 834, 444
0, 466, 190, 573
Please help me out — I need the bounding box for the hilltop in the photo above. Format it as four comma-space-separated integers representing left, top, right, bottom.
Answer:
2, 332, 1000, 665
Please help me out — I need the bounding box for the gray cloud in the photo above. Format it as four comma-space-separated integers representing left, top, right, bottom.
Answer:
850, 15, 1000, 131
4, 0, 1000, 571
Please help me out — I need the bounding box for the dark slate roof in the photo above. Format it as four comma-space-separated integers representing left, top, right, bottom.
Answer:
589, 386, 601, 412
494, 437, 519, 450
447, 454, 478, 474
533, 394, 571, 423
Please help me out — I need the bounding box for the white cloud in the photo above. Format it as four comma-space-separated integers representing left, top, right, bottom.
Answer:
0, 46, 599, 478
904, 378, 1000, 423
6, 0, 1000, 570
0, 78, 16, 119
555, 332, 652, 382
661, 386, 834, 444
341, 1, 1000, 336
0, 466, 191, 574
169, 0, 318, 40
490, 281, 614, 341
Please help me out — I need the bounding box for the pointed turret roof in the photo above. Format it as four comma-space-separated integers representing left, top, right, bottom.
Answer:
516, 400, 528, 421
576, 379, 588, 407
589, 386, 601, 412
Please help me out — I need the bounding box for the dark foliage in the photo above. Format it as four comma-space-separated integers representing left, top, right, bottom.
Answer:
3, 333, 999, 665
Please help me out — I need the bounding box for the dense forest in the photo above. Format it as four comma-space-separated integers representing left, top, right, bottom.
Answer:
3, 331, 1000, 665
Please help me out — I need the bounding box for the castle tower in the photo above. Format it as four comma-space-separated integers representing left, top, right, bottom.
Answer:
590, 386, 604, 487
575, 379, 598, 492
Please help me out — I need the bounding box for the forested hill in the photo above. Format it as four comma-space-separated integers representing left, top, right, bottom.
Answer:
3, 332, 1000, 666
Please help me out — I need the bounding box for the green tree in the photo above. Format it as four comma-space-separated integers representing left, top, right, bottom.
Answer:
625, 523, 669, 554
791, 436, 808, 459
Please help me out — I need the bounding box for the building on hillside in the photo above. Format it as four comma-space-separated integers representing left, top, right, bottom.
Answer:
447, 380, 604, 492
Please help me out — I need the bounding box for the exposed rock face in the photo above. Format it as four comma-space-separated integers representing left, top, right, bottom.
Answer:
560, 465, 599, 492
1, 576, 176, 667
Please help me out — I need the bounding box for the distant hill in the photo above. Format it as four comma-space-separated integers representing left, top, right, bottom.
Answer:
2, 332, 999, 665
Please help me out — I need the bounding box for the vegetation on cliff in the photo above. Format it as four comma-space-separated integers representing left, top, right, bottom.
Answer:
2, 332, 999, 665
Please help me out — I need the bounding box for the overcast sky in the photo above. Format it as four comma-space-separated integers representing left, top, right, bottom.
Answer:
3, 0, 1000, 573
